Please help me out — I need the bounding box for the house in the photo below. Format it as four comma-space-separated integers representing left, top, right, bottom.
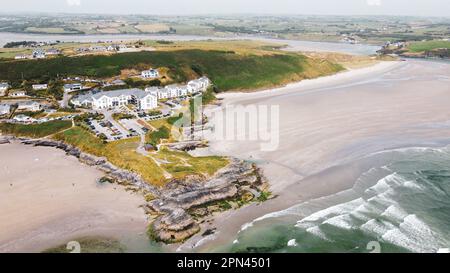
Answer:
89, 46, 107, 52
17, 101, 42, 112
71, 93, 93, 108
117, 44, 128, 52
76, 47, 90, 53
64, 83, 83, 92
156, 89, 170, 99
9, 90, 27, 97
32, 49, 46, 59
15, 54, 29, 60
141, 69, 159, 79
145, 87, 159, 97
178, 86, 189, 97
72, 88, 157, 111
32, 84, 48, 90
107, 45, 117, 51
0, 104, 11, 116
165, 85, 180, 98
0, 82, 9, 96
13, 114, 35, 123
46, 48, 61, 55
187, 77, 210, 93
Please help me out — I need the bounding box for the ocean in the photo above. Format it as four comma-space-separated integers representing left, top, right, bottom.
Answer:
219, 146, 450, 253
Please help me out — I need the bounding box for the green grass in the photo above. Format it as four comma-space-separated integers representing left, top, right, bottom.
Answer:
146, 126, 170, 146
0, 49, 343, 91
0, 120, 72, 138
53, 127, 167, 185
53, 126, 105, 156
409, 40, 450, 53
154, 147, 229, 179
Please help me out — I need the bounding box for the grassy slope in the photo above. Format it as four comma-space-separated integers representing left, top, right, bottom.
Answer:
0, 47, 343, 92
53, 126, 227, 186
0, 120, 72, 138
408, 40, 450, 53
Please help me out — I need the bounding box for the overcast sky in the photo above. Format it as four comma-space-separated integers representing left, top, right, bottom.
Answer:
1, 0, 449, 17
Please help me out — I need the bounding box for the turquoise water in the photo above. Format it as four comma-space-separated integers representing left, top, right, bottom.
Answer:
222, 146, 450, 253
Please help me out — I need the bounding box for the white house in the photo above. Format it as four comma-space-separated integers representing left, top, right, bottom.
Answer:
188, 77, 210, 93
32, 49, 46, 59
156, 89, 170, 99
64, 83, 83, 92
139, 93, 158, 110
178, 86, 189, 97
145, 87, 159, 97
13, 114, 35, 123
0, 104, 10, 116
9, 90, 27, 97
46, 48, 60, 55
32, 84, 48, 90
89, 46, 107, 52
72, 88, 157, 111
0, 82, 9, 96
141, 69, 159, 79
165, 85, 180, 98
15, 54, 29, 60
17, 101, 42, 112
71, 94, 93, 108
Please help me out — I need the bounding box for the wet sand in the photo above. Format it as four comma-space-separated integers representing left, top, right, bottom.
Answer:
180, 59, 450, 251
0, 143, 148, 253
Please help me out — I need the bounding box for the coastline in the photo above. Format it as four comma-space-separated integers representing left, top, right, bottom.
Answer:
178, 58, 450, 251
1, 57, 449, 252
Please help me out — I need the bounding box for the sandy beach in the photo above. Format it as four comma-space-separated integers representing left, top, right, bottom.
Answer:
0, 142, 148, 253
179, 59, 450, 251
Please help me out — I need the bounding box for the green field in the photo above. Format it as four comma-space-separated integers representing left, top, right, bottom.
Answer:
0, 120, 72, 138
0, 49, 343, 91
408, 40, 450, 53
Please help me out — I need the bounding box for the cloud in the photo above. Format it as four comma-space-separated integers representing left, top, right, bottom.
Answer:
366, 0, 382, 6
67, 0, 81, 6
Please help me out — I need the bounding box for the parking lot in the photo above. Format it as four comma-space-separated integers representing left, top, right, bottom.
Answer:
118, 118, 149, 135
88, 119, 128, 141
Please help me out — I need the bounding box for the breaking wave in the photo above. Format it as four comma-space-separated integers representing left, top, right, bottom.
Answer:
228, 146, 450, 253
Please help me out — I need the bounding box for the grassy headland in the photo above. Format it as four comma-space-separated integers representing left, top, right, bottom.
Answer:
53, 126, 228, 186
0, 40, 344, 92
408, 40, 450, 53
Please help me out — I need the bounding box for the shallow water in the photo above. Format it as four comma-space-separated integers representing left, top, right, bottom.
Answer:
0, 32, 379, 55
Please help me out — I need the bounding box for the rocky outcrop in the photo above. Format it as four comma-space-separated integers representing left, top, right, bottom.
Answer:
166, 141, 208, 152
146, 159, 267, 243
0, 137, 10, 144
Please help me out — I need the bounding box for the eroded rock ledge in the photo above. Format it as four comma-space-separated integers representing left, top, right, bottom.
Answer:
145, 159, 268, 243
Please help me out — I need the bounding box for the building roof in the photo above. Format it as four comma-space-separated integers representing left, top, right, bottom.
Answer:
18, 101, 39, 106
0, 83, 9, 88
75, 88, 156, 103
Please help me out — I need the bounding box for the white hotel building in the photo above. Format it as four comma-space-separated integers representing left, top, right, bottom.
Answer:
72, 77, 210, 111
72, 88, 157, 111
